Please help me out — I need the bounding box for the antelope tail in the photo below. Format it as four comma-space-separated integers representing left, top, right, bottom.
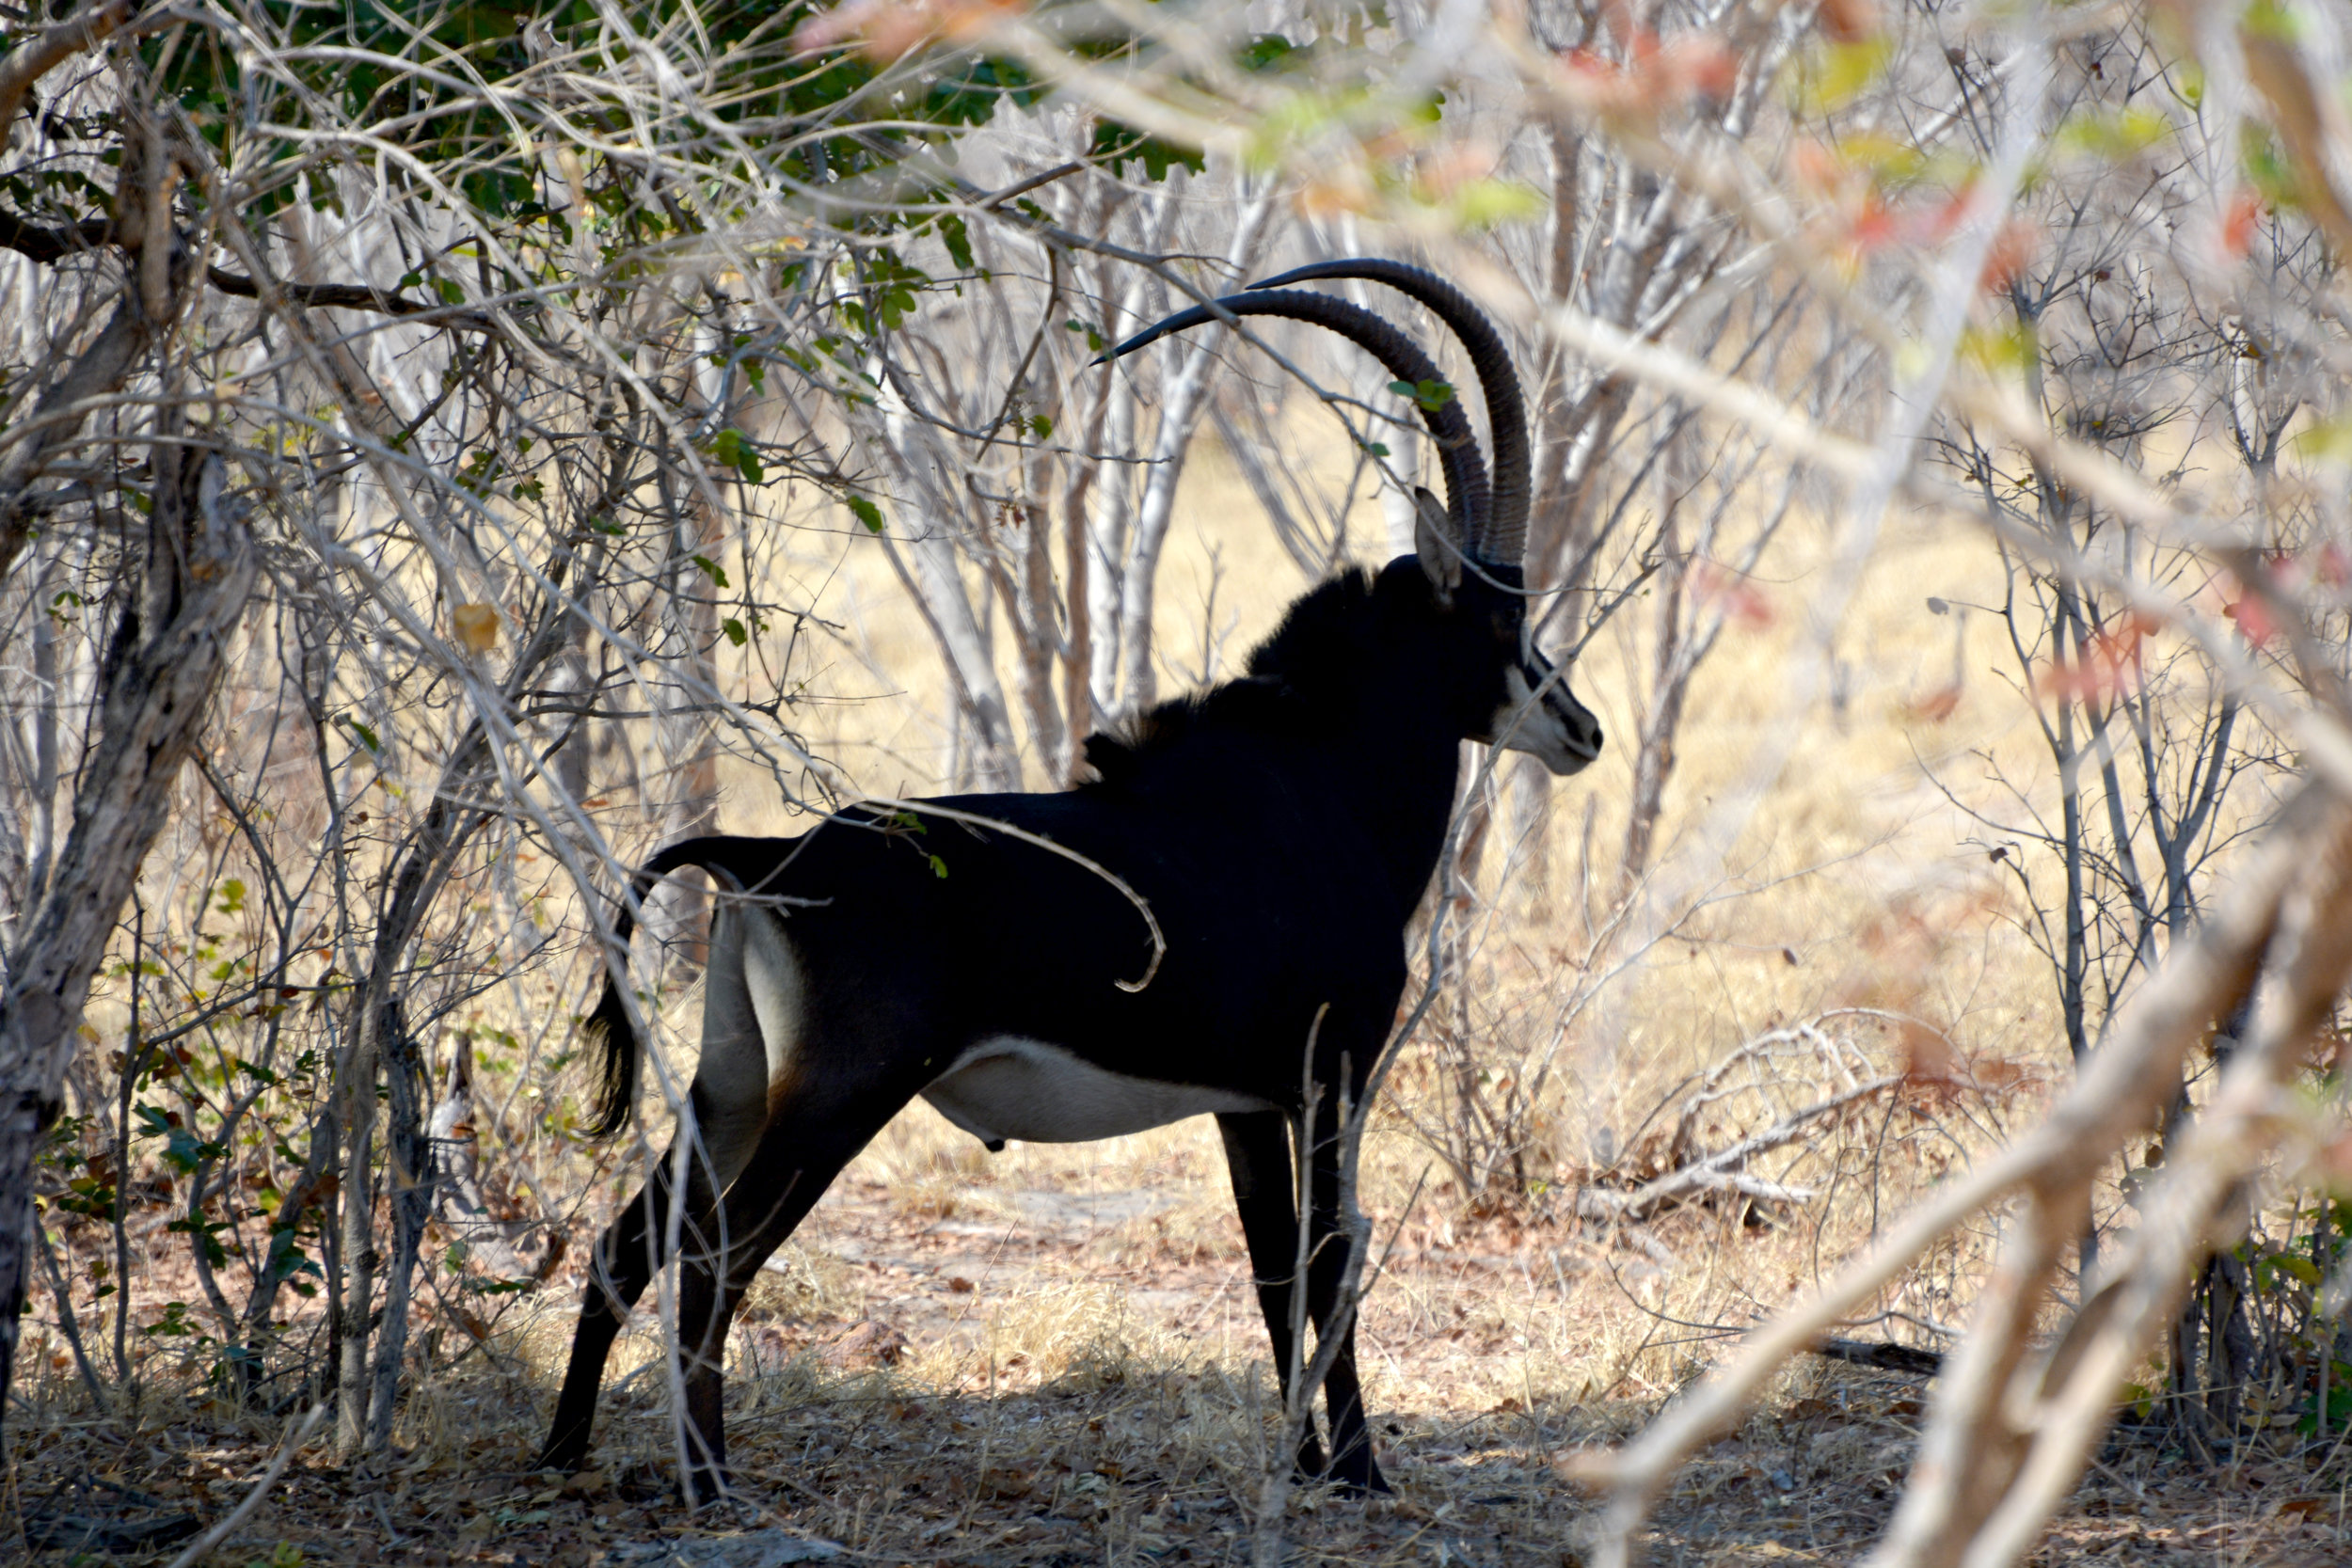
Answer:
580, 836, 788, 1138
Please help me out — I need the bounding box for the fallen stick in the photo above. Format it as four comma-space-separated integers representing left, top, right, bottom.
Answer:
1581, 1073, 1898, 1221
1810, 1338, 1943, 1377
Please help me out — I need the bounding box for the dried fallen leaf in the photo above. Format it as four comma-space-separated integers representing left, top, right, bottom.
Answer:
824, 1320, 908, 1368
452, 602, 501, 652
977, 1465, 1034, 1500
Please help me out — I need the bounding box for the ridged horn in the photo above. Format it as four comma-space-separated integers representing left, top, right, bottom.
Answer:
1102, 289, 1490, 551
1250, 261, 1528, 570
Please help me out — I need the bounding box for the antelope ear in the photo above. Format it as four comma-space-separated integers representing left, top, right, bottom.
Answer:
1412, 487, 1461, 607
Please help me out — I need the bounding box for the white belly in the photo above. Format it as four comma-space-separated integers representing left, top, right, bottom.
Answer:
921, 1036, 1277, 1146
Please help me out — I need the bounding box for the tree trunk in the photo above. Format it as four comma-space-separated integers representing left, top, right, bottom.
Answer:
0, 295, 156, 581
1622, 535, 1690, 891
1111, 195, 1271, 720
330, 521, 602, 1457
0, 437, 255, 1439
337, 779, 490, 1457
648, 487, 725, 968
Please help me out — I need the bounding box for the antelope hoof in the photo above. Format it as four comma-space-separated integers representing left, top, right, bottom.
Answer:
535, 1435, 590, 1475
1327, 1451, 1392, 1498
681, 1466, 737, 1509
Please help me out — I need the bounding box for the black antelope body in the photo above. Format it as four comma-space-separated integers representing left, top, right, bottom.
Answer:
538, 260, 1603, 1499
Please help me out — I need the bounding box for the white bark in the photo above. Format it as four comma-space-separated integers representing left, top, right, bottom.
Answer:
1112, 193, 1273, 717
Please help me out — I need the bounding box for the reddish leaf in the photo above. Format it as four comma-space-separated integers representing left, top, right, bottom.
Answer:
2222, 189, 2265, 260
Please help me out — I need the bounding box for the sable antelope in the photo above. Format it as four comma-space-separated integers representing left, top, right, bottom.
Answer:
537, 260, 1602, 1500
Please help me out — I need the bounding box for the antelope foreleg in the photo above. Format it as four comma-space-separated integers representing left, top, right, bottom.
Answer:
1218, 1109, 1332, 1481
1304, 1101, 1389, 1497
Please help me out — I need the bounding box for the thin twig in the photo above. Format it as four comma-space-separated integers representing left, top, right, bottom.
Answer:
160, 1403, 326, 1568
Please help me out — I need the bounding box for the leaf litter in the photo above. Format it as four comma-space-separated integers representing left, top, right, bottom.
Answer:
12, 1112, 2350, 1564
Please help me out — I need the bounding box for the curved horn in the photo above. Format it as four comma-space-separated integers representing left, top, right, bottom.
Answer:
1250, 260, 1528, 569
1103, 290, 1490, 551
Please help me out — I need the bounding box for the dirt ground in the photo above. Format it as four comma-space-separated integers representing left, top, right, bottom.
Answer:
13, 1120, 2352, 1568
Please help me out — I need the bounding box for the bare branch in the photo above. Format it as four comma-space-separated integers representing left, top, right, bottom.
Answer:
0, 0, 135, 150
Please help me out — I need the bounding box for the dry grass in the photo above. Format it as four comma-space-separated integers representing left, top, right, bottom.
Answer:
12, 410, 2346, 1564
15, 1174, 2351, 1565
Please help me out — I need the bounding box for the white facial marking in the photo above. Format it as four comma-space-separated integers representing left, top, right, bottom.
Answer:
923, 1037, 1278, 1147
1493, 666, 1596, 775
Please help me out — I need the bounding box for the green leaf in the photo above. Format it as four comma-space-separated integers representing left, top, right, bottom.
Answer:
1388, 378, 1455, 412
1088, 119, 1206, 182
1792, 37, 1894, 115
2243, 123, 2305, 209
707, 427, 763, 484
940, 213, 974, 272
928, 854, 949, 879
139, 1301, 199, 1338
2244, 0, 2300, 42
167, 1214, 231, 1268
2057, 105, 2172, 161
848, 495, 885, 533
1446, 178, 1546, 230
1836, 132, 1928, 183
215, 879, 246, 915
342, 717, 381, 754
723, 618, 748, 647
1959, 320, 2039, 379
2298, 1381, 2352, 1434
690, 554, 729, 588
1238, 32, 1300, 71
2292, 412, 2352, 462
2275, 1253, 2323, 1286
135, 1104, 223, 1173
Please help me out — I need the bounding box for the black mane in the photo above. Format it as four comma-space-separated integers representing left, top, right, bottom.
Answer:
1244, 566, 1382, 689
1077, 567, 1381, 791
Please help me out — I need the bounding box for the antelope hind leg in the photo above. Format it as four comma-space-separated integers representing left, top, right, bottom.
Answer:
540, 901, 790, 1474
